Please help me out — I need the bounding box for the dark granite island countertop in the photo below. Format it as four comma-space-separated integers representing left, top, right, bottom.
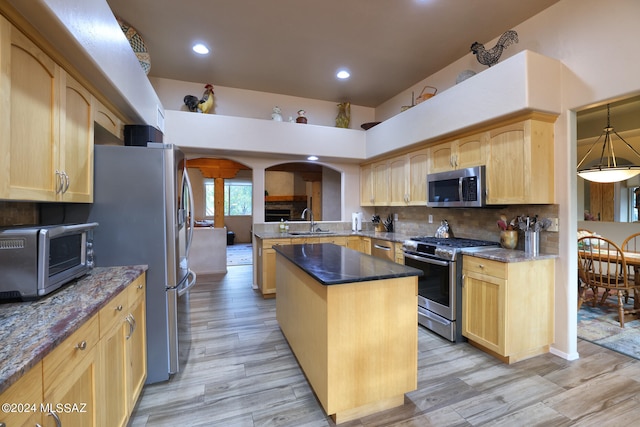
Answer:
0, 265, 147, 395
273, 243, 422, 285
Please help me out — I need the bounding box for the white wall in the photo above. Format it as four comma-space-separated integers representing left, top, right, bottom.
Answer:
151, 77, 375, 129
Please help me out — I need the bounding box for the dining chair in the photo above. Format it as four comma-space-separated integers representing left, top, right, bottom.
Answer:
621, 232, 640, 298
577, 236, 640, 327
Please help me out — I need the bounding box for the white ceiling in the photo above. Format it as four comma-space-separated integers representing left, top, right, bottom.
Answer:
106, 0, 560, 108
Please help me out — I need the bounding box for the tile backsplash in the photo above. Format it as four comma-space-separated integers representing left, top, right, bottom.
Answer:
372, 204, 560, 255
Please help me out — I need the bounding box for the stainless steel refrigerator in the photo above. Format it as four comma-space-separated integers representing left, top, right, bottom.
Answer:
86, 142, 195, 383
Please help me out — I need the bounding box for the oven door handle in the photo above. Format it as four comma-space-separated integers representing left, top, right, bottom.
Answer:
403, 252, 450, 267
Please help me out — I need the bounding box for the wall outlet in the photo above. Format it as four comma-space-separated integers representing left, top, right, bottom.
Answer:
547, 217, 559, 232
428, 214, 433, 224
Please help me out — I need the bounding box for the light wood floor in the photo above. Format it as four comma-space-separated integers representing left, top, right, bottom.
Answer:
128, 265, 640, 426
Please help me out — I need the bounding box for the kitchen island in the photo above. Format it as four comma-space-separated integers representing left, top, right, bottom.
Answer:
274, 243, 421, 424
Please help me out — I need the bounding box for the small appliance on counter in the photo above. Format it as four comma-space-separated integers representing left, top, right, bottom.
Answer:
351, 212, 363, 231
0, 222, 98, 302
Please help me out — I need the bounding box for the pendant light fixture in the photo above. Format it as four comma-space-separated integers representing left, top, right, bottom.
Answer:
577, 104, 640, 183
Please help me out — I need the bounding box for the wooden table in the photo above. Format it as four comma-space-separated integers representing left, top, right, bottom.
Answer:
579, 248, 640, 313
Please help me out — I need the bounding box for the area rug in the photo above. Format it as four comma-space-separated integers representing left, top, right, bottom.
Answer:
577, 296, 640, 360
226, 243, 253, 266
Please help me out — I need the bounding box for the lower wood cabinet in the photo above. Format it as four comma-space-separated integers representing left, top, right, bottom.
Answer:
43, 315, 100, 426
0, 273, 146, 427
0, 361, 44, 426
462, 255, 554, 364
99, 273, 147, 427
257, 236, 366, 297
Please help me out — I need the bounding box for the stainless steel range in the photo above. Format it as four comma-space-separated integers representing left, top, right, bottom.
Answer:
402, 236, 499, 342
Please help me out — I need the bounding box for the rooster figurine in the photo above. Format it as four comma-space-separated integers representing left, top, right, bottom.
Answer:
470, 30, 518, 67
183, 84, 215, 113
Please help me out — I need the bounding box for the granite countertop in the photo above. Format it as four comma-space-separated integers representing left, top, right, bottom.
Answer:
254, 229, 413, 243
273, 243, 422, 285
460, 247, 559, 262
0, 265, 147, 395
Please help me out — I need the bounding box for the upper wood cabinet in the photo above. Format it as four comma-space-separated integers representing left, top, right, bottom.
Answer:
0, 17, 94, 202
0, 16, 61, 201
485, 118, 554, 204
429, 133, 486, 174
60, 72, 94, 202
94, 97, 123, 139
389, 148, 429, 206
360, 160, 390, 206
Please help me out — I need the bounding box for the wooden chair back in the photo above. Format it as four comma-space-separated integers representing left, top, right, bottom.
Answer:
577, 236, 628, 293
622, 232, 640, 253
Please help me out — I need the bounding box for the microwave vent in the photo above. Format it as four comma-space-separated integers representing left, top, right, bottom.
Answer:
0, 238, 25, 250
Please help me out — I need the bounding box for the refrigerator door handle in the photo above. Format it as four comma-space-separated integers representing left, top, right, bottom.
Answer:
183, 168, 195, 259
178, 269, 197, 297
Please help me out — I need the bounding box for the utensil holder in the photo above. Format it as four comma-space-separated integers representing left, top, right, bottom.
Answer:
525, 231, 539, 256
500, 230, 518, 249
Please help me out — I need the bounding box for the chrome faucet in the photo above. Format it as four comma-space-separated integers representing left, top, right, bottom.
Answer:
301, 208, 315, 232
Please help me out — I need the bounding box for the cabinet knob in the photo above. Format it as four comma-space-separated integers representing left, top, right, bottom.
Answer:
116, 304, 123, 311
478, 264, 485, 269
138, 284, 144, 289
75, 340, 87, 350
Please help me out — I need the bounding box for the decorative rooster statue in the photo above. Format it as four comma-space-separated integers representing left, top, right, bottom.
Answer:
183, 84, 215, 113
470, 30, 518, 67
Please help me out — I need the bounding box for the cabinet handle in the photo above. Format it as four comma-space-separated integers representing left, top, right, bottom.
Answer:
75, 340, 87, 350
62, 172, 70, 193
48, 411, 62, 427
55, 170, 63, 194
478, 264, 485, 269
116, 304, 123, 311
126, 314, 137, 339
138, 284, 144, 289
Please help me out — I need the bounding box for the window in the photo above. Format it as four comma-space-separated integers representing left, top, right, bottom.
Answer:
204, 179, 252, 217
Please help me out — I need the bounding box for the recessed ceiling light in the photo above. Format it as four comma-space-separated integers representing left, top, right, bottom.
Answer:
192, 43, 209, 55
336, 70, 350, 79
307, 155, 319, 161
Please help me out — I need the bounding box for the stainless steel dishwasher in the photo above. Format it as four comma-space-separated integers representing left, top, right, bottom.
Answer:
370, 238, 394, 261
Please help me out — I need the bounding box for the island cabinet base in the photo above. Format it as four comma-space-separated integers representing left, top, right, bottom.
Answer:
275, 255, 418, 424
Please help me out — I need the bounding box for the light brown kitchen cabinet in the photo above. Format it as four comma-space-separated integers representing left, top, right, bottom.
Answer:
461, 255, 554, 364
99, 289, 129, 427
0, 274, 146, 427
127, 276, 147, 412
360, 164, 374, 206
428, 133, 485, 174
43, 314, 100, 427
60, 72, 94, 202
485, 117, 555, 204
0, 17, 93, 202
389, 155, 407, 206
394, 242, 405, 264
372, 160, 389, 205
360, 159, 390, 206
93, 97, 123, 139
257, 238, 291, 297
388, 148, 429, 206
0, 16, 61, 201
0, 361, 44, 426
99, 273, 147, 427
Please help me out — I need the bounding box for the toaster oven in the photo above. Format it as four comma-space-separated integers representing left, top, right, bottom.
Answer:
0, 222, 98, 301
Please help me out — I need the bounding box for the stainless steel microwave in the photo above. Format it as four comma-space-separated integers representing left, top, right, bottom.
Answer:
427, 166, 486, 207
0, 222, 98, 301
